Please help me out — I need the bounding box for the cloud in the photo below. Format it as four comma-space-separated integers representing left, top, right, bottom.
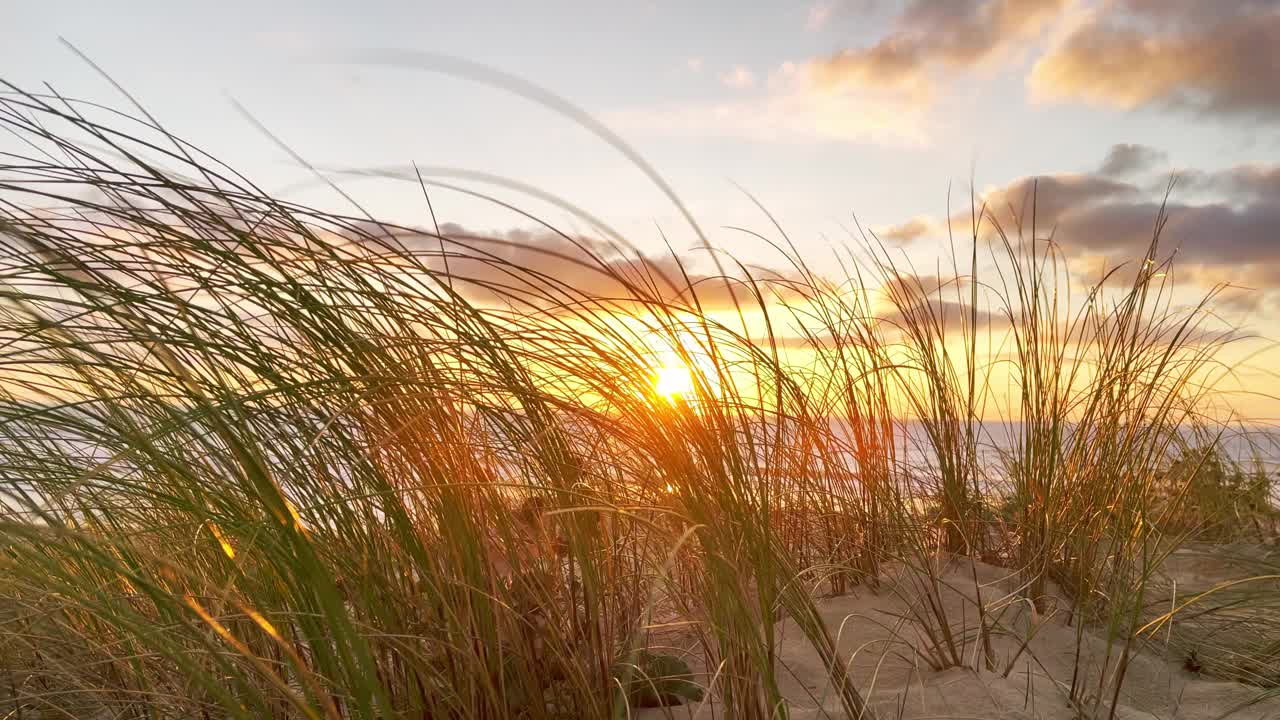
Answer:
881, 146, 1280, 301
859, 272, 1003, 336
619, 0, 1133, 145
974, 173, 1280, 291
809, 0, 1070, 100
350, 222, 800, 312
805, 0, 885, 30
1029, 1, 1280, 118
650, 1, 1277, 147
604, 60, 930, 145
807, 1, 839, 30
975, 173, 1140, 229
1059, 200, 1280, 283
881, 273, 968, 301
876, 300, 1006, 335
1200, 165, 1280, 202
720, 65, 757, 89
610, 0, 1072, 145
1097, 143, 1169, 177
613, 50, 958, 144
872, 268, 1248, 344
686, 57, 705, 73
1209, 283, 1273, 314
876, 216, 937, 242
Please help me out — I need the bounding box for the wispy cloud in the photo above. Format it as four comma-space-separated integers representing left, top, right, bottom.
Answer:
720, 65, 757, 89
875, 216, 937, 242
805, 0, 879, 30
605, 60, 929, 145
806, 1, 839, 30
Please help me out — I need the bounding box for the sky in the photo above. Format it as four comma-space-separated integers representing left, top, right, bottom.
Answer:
6, 0, 1280, 415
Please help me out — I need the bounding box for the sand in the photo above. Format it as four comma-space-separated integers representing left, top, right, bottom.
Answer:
637, 556, 1280, 719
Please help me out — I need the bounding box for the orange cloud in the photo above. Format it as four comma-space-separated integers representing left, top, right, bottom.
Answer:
810, 0, 1070, 100
610, 0, 1077, 146
876, 216, 937, 242
1030, 1, 1280, 117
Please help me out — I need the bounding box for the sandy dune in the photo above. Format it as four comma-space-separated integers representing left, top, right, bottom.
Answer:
639, 557, 1279, 719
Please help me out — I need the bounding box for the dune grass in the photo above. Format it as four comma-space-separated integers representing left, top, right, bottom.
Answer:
0, 84, 1276, 720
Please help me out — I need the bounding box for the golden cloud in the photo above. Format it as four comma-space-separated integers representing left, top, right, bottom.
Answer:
1030, 1, 1280, 117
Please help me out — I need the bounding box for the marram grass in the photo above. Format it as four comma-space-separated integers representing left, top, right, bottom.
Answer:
0, 85, 1275, 720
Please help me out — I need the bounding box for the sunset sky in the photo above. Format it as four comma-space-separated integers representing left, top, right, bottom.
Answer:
7, 0, 1280, 415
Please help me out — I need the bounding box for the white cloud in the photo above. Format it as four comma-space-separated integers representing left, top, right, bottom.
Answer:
807, 1, 837, 30
720, 65, 757, 89
806, 0, 885, 31
605, 60, 928, 145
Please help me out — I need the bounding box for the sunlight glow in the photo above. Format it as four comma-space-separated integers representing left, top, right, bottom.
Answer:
654, 365, 695, 399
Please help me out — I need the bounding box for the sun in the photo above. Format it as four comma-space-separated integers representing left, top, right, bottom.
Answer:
643, 327, 721, 403
654, 365, 695, 400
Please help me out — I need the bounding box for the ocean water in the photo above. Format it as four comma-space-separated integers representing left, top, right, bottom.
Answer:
867, 419, 1280, 505
4, 416, 1278, 516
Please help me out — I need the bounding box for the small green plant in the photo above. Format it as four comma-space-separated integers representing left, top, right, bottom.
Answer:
1162, 444, 1278, 541
611, 650, 704, 709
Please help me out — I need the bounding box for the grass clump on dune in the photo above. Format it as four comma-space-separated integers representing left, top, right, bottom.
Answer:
0, 81, 1276, 720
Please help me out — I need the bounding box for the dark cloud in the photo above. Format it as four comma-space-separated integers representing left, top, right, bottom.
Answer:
881, 273, 968, 301
810, 0, 1068, 95
352, 222, 797, 312
970, 169, 1280, 291
1098, 144, 1170, 177
1159, 164, 1280, 202
1031, 1, 1280, 118
1060, 200, 1280, 283
872, 272, 1004, 336
876, 300, 1006, 335
1204, 165, 1280, 202
974, 174, 1140, 229
882, 144, 1280, 306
